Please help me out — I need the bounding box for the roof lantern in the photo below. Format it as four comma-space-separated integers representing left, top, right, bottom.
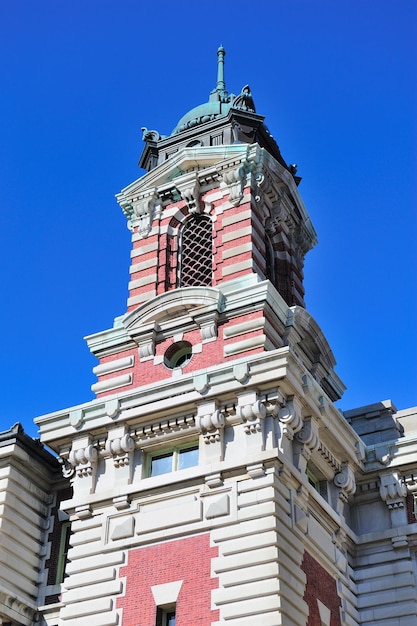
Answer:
139, 47, 298, 183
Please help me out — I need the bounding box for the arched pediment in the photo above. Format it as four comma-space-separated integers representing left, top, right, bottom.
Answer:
122, 287, 225, 331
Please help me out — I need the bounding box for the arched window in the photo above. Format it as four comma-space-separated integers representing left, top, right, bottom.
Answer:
179, 215, 213, 287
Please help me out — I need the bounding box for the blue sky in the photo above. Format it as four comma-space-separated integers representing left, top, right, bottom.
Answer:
0, 1, 416, 438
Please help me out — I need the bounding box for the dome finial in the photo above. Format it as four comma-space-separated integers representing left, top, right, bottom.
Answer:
210, 45, 228, 101
216, 45, 226, 93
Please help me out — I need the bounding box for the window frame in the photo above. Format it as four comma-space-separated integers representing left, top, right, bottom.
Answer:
178, 214, 213, 288
147, 442, 199, 478
306, 466, 328, 500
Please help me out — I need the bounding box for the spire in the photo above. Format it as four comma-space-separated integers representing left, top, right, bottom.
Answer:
210, 45, 228, 101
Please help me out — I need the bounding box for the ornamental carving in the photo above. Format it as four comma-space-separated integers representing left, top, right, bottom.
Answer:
278, 399, 303, 441
334, 463, 356, 502
379, 472, 407, 509
221, 160, 254, 207
141, 127, 161, 142
295, 417, 319, 459
134, 415, 196, 441
105, 434, 135, 468
237, 400, 266, 434
69, 444, 98, 478
196, 409, 225, 444
58, 456, 75, 479
176, 177, 203, 214
131, 189, 159, 237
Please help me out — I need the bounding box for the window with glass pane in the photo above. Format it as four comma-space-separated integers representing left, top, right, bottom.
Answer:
150, 452, 173, 477
156, 607, 176, 626
178, 445, 199, 470
166, 611, 176, 626
149, 444, 199, 477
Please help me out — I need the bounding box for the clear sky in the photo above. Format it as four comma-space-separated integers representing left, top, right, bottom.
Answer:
0, 1, 416, 438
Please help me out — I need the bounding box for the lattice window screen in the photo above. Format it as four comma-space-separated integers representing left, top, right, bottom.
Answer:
179, 215, 213, 287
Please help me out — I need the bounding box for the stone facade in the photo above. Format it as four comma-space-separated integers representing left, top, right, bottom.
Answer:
0, 50, 416, 626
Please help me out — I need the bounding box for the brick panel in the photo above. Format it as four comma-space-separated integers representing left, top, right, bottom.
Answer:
117, 534, 219, 625
301, 551, 342, 626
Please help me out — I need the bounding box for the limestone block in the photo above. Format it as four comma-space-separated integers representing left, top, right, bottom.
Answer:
217, 530, 278, 556
59, 596, 113, 620
63, 579, 122, 604
65, 550, 125, 575
212, 545, 278, 574
219, 562, 279, 587
64, 567, 117, 590
211, 516, 275, 542
60, 610, 119, 625
136, 495, 202, 533
212, 577, 280, 605
218, 594, 281, 620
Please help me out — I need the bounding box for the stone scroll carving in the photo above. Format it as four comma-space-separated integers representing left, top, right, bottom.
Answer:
334, 463, 356, 503
176, 177, 203, 214
105, 434, 135, 468
68, 444, 98, 478
129, 189, 159, 237
379, 472, 407, 510
221, 159, 254, 207
196, 409, 225, 444
278, 399, 303, 441
292, 415, 319, 473
236, 399, 266, 434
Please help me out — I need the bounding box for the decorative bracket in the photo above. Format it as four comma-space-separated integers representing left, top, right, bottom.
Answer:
221, 161, 253, 206
237, 399, 266, 434
131, 189, 159, 236
105, 433, 135, 468
379, 472, 407, 510
196, 409, 225, 444
69, 443, 99, 488
278, 398, 303, 441
334, 463, 356, 505
176, 176, 203, 214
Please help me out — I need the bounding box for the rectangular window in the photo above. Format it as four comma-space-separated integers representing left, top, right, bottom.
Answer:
156, 607, 176, 626
306, 467, 328, 500
149, 444, 199, 477
55, 521, 71, 584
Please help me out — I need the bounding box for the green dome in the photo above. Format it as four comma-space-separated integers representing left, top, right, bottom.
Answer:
171, 46, 236, 135
172, 98, 233, 135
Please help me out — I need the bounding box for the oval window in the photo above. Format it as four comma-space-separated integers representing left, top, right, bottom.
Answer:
164, 341, 193, 369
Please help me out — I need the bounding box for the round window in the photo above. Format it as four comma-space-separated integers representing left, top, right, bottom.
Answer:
164, 341, 193, 369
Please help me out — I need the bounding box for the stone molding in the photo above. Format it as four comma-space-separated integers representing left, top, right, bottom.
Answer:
116, 144, 317, 250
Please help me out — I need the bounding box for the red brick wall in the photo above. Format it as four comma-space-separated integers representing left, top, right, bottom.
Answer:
94, 314, 267, 398
117, 534, 219, 625
301, 551, 342, 626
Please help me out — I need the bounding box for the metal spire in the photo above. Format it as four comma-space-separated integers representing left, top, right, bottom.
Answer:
211, 45, 228, 100
216, 45, 226, 94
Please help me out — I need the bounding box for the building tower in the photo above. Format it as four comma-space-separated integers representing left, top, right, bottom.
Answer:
32, 48, 417, 626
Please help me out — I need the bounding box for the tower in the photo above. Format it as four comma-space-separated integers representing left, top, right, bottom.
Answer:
32, 49, 417, 626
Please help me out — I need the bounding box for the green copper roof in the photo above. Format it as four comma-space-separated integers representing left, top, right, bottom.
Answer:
172, 46, 255, 135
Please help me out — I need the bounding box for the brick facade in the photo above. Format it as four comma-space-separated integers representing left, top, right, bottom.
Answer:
117, 534, 219, 625
301, 551, 342, 626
